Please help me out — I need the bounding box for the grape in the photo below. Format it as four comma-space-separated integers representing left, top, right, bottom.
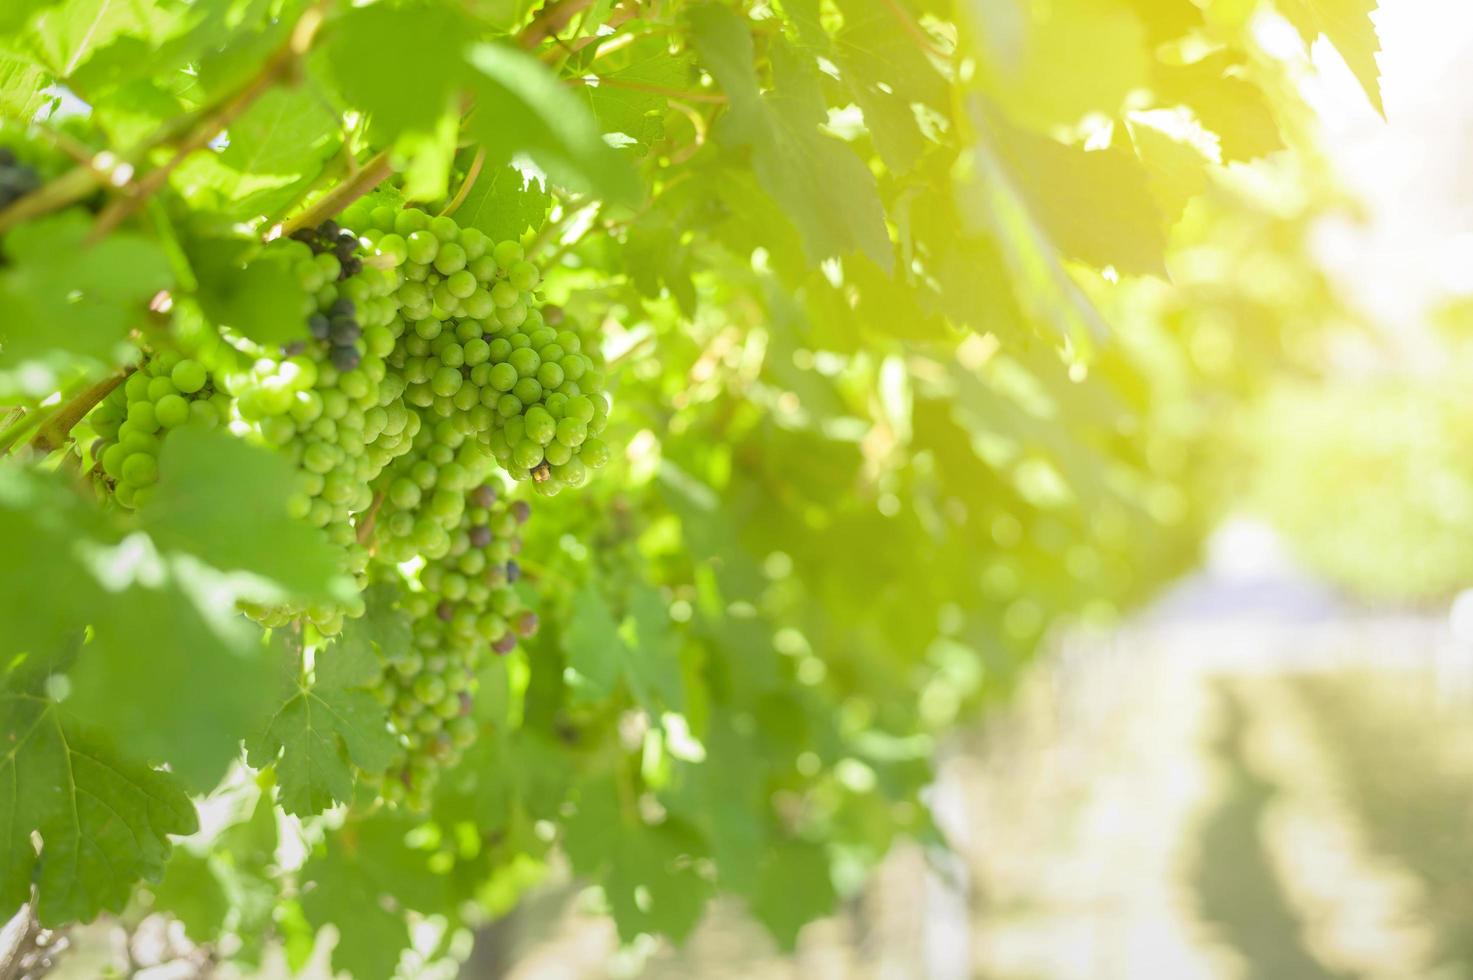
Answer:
0, 146, 42, 210
366, 479, 539, 808
86, 354, 222, 507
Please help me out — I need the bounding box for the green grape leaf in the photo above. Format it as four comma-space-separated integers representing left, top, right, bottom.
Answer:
245, 630, 397, 816
1127, 114, 1212, 227
971, 0, 1149, 130
0, 466, 108, 659
1153, 54, 1285, 162
300, 848, 408, 980
25, 0, 165, 81
464, 42, 642, 205
148, 850, 230, 943
321, 3, 469, 143
67, 560, 280, 792
0, 212, 170, 398
453, 163, 550, 243
396, 111, 458, 202
993, 123, 1168, 277
830, 0, 948, 172
0, 51, 49, 119
139, 425, 351, 602
563, 777, 713, 942
618, 585, 684, 711
0, 0, 64, 33
576, 36, 689, 151
221, 86, 338, 175
0, 463, 271, 791
690, 8, 892, 270
300, 813, 449, 978
750, 839, 836, 948
0, 686, 198, 926
561, 583, 622, 701
1276, 0, 1383, 117
191, 237, 312, 347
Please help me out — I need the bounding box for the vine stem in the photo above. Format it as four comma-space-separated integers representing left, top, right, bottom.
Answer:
439, 147, 486, 218
26, 369, 134, 457
277, 149, 394, 235
521, 0, 598, 49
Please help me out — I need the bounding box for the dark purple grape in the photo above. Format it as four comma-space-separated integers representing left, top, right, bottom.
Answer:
492, 632, 518, 655
514, 611, 539, 637
331, 345, 361, 371
470, 484, 497, 508
469, 525, 491, 548
308, 313, 331, 340
436, 600, 455, 622
340, 257, 363, 279
283, 340, 307, 356
0, 148, 14, 166
290, 228, 316, 245
329, 316, 360, 345
512, 500, 530, 524
318, 219, 340, 239
329, 298, 355, 318
505, 560, 521, 583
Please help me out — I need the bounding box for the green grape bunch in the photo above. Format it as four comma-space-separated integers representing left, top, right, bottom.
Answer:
369, 475, 538, 810
341, 205, 615, 496
89, 352, 224, 509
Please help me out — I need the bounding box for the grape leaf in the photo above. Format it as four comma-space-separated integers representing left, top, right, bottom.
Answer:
750, 839, 836, 948
300, 813, 448, 979
1127, 114, 1212, 227
618, 585, 684, 712
320, 3, 469, 143
970, 0, 1149, 130
0, 51, 49, 119
0, 212, 170, 397
992, 122, 1168, 277
148, 850, 230, 943
219, 85, 340, 180
575, 36, 689, 151
139, 426, 351, 602
245, 628, 398, 816
690, 7, 891, 269
563, 776, 713, 942
0, 682, 197, 926
67, 557, 281, 792
830, 0, 948, 172
463, 43, 642, 205
1276, 0, 1383, 117
453, 163, 550, 243
1153, 54, 1285, 163
191, 236, 313, 346
26, 0, 165, 81
561, 583, 622, 701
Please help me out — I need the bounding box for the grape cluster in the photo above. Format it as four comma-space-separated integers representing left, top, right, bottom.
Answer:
226, 237, 415, 633
343, 206, 614, 494
478, 309, 612, 496
0, 147, 40, 210
90, 353, 223, 509
369, 478, 537, 809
